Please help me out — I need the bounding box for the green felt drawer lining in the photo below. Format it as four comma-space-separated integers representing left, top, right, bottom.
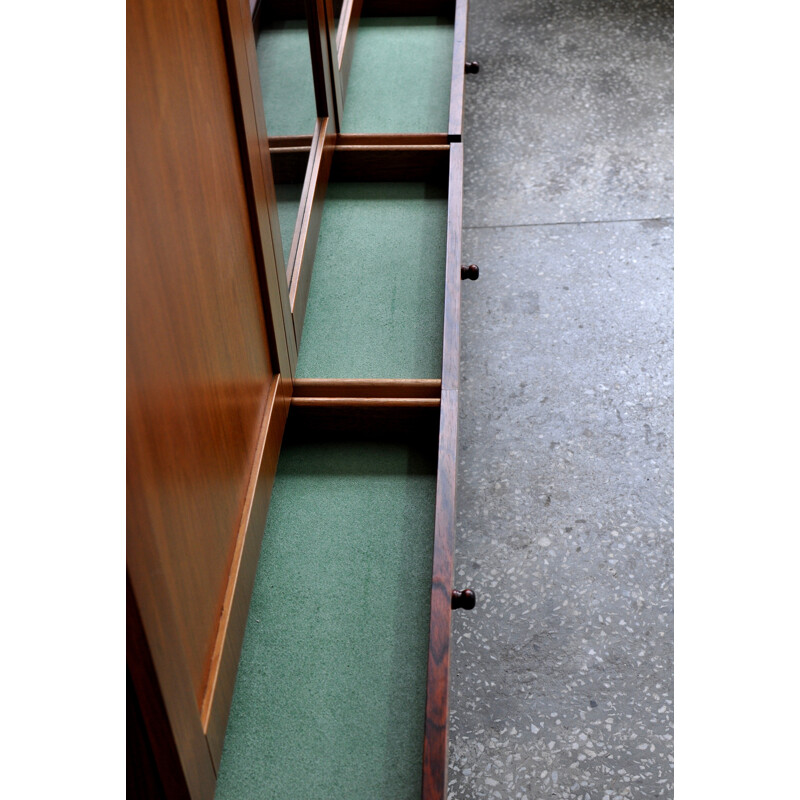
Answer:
257, 21, 318, 138
295, 181, 448, 379
342, 17, 454, 133
214, 437, 437, 800
275, 183, 303, 266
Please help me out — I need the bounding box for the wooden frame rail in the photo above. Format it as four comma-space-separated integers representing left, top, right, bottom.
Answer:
421, 140, 463, 800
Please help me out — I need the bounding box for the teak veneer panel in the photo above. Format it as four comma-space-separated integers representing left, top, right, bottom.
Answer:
219, 0, 297, 375
128, 0, 274, 712
128, 0, 294, 795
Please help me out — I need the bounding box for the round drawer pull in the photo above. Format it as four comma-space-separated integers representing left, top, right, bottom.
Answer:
451, 588, 477, 610
461, 264, 479, 281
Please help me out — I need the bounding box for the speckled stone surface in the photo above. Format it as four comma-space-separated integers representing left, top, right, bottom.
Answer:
462, 0, 673, 228
448, 1, 673, 798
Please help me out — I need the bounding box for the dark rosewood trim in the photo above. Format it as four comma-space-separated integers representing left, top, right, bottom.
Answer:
288, 118, 334, 347
421, 141, 463, 800
448, 0, 468, 142
201, 375, 291, 765
219, 0, 298, 375
293, 378, 441, 398
442, 143, 463, 392
422, 388, 459, 800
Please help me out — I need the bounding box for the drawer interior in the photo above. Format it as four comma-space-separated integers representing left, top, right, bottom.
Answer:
215, 410, 440, 799
275, 182, 304, 264
256, 20, 317, 138
294, 160, 450, 379
342, 16, 454, 134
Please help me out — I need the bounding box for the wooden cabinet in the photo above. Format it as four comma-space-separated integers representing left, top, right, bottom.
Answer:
127, 1, 473, 798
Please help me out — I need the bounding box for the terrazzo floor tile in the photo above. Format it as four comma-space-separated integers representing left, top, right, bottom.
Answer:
461, 0, 673, 229
449, 222, 673, 799
448, 2, 673, 796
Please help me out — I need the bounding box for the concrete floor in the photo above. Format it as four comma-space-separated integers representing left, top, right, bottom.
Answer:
449, 1, 673, 799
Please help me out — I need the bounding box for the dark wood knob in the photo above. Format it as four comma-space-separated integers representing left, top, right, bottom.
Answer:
451, 588, 476, 610
461, 264, 479, 281
465, 61, 480, 74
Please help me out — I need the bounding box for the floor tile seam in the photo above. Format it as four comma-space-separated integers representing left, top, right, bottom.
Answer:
463, 216, 674, 231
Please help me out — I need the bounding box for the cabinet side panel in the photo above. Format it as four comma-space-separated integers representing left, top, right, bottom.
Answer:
127, 0, 273, 713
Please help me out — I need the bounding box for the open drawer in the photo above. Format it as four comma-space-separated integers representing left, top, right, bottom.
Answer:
284, 140, 464, 375
214, 404, 428, 798
335, 0, 470, 140
215, 389, 464, 799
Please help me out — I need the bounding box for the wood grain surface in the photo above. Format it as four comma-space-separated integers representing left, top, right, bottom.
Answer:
448, 0, 469, 142
221, 0, 298, 374
201, 376, 290, 765
292, 397, 440, 407
335, 0, 363, 96
422, 387, 459, 800
128, 0, 294, 795
421, 141, 463, 800
293, 378, 441, 397
441, 143, 463, 392
337, 133, 450, 146
128, 0, 274, 708
129, 0, 467, 794
289, 117, 334, 343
